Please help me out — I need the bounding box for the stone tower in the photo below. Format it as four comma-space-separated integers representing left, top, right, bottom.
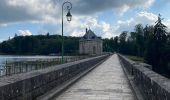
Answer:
79, 28, 103, 55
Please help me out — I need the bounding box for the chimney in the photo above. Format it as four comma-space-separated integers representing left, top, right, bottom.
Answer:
86, 28, 88, 33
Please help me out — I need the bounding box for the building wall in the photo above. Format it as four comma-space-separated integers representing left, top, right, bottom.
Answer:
79, 40, 103, 55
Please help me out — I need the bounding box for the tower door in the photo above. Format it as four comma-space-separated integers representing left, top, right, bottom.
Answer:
93, 46, 96, 54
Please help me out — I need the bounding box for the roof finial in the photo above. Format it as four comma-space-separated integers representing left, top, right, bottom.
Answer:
86, 28, 88, 33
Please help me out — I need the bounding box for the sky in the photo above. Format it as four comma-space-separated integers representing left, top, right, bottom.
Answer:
0, 0, 170, 41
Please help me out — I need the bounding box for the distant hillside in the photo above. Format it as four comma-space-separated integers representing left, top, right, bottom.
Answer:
0, 34, 80, 55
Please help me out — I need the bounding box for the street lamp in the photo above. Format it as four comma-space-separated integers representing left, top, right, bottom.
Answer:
61, 1, 72, 64
66, 10, 72, 22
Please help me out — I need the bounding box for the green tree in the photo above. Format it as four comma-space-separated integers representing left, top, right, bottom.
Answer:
135, 24, 144, 57
145, 14, 168, 73
119, 31, 128, 54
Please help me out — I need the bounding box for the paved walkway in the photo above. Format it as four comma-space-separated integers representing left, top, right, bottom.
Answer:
55, 54, 136, 100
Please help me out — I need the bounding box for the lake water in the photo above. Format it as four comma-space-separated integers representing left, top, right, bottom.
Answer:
0, 55, 82, 76
0, 55, 61, 65
0, 55, 63, 76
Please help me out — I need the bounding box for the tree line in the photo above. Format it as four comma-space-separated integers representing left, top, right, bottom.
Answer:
0, 34, 79, 55
0, 33, 113, 56
104, 15, 170, 77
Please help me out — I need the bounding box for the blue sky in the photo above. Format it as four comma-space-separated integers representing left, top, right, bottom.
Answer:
0, 0, 170, 41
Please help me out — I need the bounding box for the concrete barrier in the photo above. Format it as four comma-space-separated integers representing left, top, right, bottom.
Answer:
0, 54, 109, 100
118, 54, 170, 100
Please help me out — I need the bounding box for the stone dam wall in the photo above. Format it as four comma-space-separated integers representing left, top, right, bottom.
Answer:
0, 54, 109, 100
118, 54, 170, 100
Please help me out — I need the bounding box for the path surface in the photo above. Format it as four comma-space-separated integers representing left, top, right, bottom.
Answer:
54, 54, 136, 100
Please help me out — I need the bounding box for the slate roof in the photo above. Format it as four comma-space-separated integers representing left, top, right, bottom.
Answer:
80, 29, 101, 41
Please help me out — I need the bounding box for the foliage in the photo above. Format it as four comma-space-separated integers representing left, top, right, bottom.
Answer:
100, 15, 170, 76
0, 34, 115, 56
126, 55, 144, 62
0, 34, 79, 55
106, 15, 170, 76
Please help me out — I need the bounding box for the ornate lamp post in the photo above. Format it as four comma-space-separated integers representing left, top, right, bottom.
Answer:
61, 1, 72, 64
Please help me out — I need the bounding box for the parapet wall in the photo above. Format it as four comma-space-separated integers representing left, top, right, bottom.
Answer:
0, 55, 109, 100
118, 54, 170, 100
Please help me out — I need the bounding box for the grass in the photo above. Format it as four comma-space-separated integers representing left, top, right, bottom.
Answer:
126, 55, 144, 62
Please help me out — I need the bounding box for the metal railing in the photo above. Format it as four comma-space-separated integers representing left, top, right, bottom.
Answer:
0, 56, 91, 77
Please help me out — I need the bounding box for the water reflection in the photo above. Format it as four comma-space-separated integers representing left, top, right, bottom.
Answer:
0, 55, 61, 77
0, 55, 61, 64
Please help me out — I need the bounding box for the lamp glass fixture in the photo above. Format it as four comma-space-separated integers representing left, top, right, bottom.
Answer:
66, 10, 72, 22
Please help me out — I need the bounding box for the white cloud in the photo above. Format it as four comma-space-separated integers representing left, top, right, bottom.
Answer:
63, 16, 98, 36
67, 16, 115, 38
0, 0, 155, 25
137, 11, 157, 24
0, 39, 3, 42
18, 30, 32, 36
115, 11, 170, 35
70, 30, 84, 37
117, 18, 136, 33
73, 0, 155, 15
0, 24, 7, 27
115, 5, 130, 16
0, 0, 60, 25
32, 6, 170, 39
116, 11, 157, 33
143, 0, 155, 8
101, 22, 110, 32
0, 0, 160, 40
99, 22, 114, 38
164, 19, 170, 32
